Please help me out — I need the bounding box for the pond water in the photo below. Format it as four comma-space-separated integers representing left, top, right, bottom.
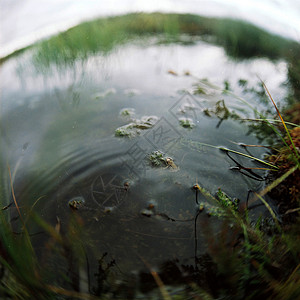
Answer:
1, 35, 288, 293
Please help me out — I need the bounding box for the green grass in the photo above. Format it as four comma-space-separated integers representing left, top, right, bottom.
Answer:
212, 18, 293, 59
27, 13, 297, 68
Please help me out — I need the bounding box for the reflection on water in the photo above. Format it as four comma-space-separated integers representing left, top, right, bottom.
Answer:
1, 32, 287, 294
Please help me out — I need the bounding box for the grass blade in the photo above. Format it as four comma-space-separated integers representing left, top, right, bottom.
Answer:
254, 192, 280, 229
7, 164, 25, 228
242, 118, 299, 127
219, 147, 279, 169
261, 80, 300, 161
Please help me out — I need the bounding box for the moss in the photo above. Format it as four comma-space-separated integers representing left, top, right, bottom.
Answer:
179, 117, 195, 128
148, 150, 168, 167
115, 115, 158, 137
115, 124, 136, 137
119, 108, 135, 117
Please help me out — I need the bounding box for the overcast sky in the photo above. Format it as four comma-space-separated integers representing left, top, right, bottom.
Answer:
1, 0, 300, 58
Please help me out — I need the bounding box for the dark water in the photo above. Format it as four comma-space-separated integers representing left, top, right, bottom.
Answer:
1, 39, 287, 293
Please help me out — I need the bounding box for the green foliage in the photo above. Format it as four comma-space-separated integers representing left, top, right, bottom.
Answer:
28, 12, 296, 69
148, 150, 172, 167
0, 214, 49, 299
196, 187, 239, 217
179, 117, 195, 128
213, 18, 293, 59
216, 188, 240, 211
287, 43, 300, 101
32, 13, 184, 68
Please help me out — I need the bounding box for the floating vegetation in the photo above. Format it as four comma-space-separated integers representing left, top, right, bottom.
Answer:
203, 99, 240, 127
148, 150, 178, 170
203, 99, 229, 119
115, 115, 158, 137
135, 116, 159, 129
148, 150, 169, 167
91, 88, 116, 100
68, 196, 86, 210
193, 85, 207, 95
123, 88, 141, 97
179, 117, 195, 128
119, 107, 135, 118
115, 123, 137, 137
178, 102, 197, 114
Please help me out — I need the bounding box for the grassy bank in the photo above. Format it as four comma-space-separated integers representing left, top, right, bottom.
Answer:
30, 13, 296, 65
1, 12, 299, 101
0, 13, 296, 63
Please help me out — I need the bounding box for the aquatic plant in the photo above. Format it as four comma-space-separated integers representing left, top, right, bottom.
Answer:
196, 188, 239, 217
115, 123, 136, 137
119, 107, 135, 118
179, 117, 195, 128
115, 115, 158, 137
146, 151, 178, 172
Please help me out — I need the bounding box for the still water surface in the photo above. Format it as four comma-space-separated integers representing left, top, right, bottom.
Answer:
1, 36, 287, 290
